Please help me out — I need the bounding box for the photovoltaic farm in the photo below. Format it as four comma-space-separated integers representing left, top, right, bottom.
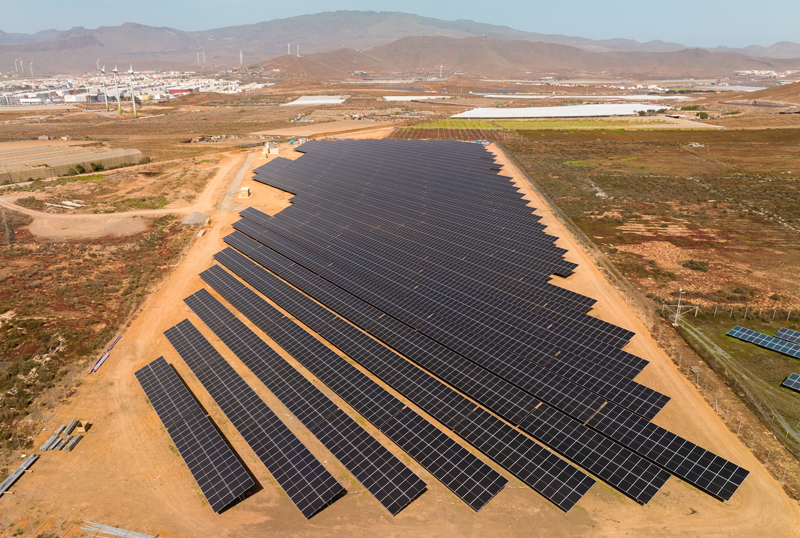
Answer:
137, 139, 751, 518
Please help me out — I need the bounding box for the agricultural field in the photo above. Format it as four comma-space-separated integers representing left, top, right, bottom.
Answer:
495, 118, 669, 130
406, 119, 501, 130
391, 119, 513, 142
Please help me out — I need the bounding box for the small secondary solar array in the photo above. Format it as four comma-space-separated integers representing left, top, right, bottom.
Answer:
776, 328, 800, 345
782, 373, 800, 393
727, 326, 800, 359
143, 139, 748, 519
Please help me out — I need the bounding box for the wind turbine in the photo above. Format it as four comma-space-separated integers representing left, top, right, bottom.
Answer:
97, 61, 110, 112
29, 62, 33, 78
112, 63, 122, 115
202, 48, 206, 64
13, 59, 18, 73
127, 56, 137, 118
239, 50, 243, 66
296, 45, 299, 57
197, 52, 200, 66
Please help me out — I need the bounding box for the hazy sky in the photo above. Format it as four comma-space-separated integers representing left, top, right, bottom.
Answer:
2, 0, 797, 48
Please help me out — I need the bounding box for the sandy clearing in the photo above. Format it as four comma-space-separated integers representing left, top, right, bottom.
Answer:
0, 151, 251, 240
252, 120, 392, 137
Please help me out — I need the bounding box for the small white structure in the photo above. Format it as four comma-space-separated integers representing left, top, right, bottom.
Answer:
281, 95, 349, 106
238, 186, 252, 198
452, 103, 666, 119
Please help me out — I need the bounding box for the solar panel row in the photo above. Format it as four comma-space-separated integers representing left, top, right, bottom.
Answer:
183, 289, 427, 515
727, 326, 800, 359
199, 263, 595, 511
134, 357, 254, 513
163, 320, 345, 519
198, 265, 510, 511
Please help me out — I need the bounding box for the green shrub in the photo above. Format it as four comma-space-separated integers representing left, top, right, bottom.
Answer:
696, 112, 709, 120
15, 196, 45, 210
681, 259, 709, 272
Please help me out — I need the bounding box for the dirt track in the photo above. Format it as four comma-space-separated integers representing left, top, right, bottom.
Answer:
0, 151, 250, 239
1, 139, 798, 537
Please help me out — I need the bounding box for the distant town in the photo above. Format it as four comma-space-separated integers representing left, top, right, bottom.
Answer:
0, 72, 271, 105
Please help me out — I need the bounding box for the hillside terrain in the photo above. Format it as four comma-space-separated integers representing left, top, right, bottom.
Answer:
262, 36, 800, 79
2, 10, 800, 75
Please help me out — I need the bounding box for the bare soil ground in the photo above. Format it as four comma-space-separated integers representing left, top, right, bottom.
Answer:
251, 119, 392, 137
0, 136, 796, 538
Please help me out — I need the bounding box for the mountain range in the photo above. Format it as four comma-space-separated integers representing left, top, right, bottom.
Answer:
260, 36, 800, 79
2, 11, 800, 76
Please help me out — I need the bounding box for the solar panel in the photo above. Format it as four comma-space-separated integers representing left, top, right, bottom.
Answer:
198, 264, 508, 512
135, 358, 255, 513
163, 320, 345, 518
782, 373, 800, 393
727, 326, 800, 359
776, 328, 800, 345
586, 404, 749, 501
183, 288, 427, 515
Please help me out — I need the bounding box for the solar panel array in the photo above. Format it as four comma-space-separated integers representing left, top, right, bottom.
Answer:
183, 288, 427, 515
163, 320, 345, 518
150, 139, 749, 514
223, 138, 748, 503
782, 373, 800, 393
134, 357, 254, 513
727, 326, 800, 359
776, 328, 800, 345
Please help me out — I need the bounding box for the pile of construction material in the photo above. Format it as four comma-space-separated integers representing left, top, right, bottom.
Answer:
0, 454, 38, 498
39, 418, 87, 452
